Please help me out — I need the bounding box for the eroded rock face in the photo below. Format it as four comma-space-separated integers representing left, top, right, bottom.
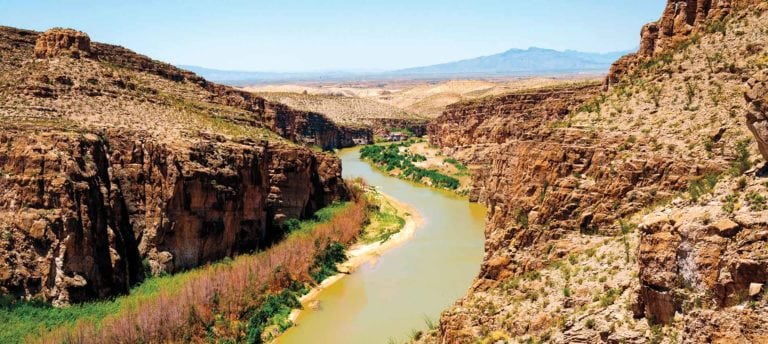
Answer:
0, 128, 347, 306
34, 28, 92, 59
605, 0, 768, 88
428, 84, 601, 149
425, 84, 723, 342
636, 205, 768, 327
745, 69, 768, 161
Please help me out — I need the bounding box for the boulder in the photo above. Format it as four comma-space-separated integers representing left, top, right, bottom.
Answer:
710, 218, 741, 237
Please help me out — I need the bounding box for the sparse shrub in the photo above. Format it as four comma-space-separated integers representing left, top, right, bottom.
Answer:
730, 139, 752, 175
600, 288, 620, 307
619, 220, 637, 235
705, 19, 727, 35
280, 218, 301, 234
685, 81, 698, 107
648, 84, 662, 107
585, 318, 596, 329
723, 193, 739, 213
423, 315, 437, 330
649, 324, 665, 344
737, 177, 748, 190
539, 181, 549, 204
746, 191, 767, 211
688, 174, 719, 202
516, 209, 529, 229
703, 138, 714, 153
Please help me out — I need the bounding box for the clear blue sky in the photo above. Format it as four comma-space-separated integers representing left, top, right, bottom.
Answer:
0, 1, 665, 72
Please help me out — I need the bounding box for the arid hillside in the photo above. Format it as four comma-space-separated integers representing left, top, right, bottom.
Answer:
0, 27, 353, 305
420, 1, 768, 343
252, 92, 429, 137
244, 77, 600, 121
376, 78, 601, 118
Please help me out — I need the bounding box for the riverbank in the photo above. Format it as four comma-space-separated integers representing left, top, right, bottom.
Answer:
287, 190, 423, 323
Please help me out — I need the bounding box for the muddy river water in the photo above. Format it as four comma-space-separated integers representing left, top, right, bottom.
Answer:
276, 146, 486, 344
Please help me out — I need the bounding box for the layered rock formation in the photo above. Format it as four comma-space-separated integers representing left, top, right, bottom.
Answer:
33, 28, 92, 59
0, 27, 351, 305
422, 3, 768, 342
606, 0, 768, 88
429, 83, 600, 148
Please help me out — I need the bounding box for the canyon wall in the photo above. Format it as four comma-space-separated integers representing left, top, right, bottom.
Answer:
424, 2, 768, 342
0, 129, 347, 305
0, 27, 352, 305
606, 0, 768, 88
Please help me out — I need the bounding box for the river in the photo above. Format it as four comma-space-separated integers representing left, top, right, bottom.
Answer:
276, 146, 486, 344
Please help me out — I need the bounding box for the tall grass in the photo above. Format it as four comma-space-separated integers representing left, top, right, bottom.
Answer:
28, 194, 368, 344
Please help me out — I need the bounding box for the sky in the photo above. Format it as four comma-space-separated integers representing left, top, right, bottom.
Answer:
0, 1, 666, 72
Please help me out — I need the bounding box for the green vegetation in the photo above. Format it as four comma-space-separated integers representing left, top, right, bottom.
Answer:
360, 193, 406, 244
730, 139, 752, 176
360, 143, 460, 190
576, 94, 606, 114
688, 174, 720, 202
1, 200, 367, 344
704, 19, 728, 35
246, 285, 305, 344
723, 192, 739, 213
309, 242, 347, 283
445, 157, 469, 175
746, 191, 767, 211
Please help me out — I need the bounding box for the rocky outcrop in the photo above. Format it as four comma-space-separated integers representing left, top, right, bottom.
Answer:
605, 0, 768, 88
268, 103, 373, 149
427, 82, 726, 342
424, 3, 768, 342
34, 28, 92, 59
635, 190, 768, 336
0, 26, 354, 305
369, 118, 428, 138
0, 129, 347, 305
428, 84, 601, 149
746, 69, 768, 161
19, 27, 369, 151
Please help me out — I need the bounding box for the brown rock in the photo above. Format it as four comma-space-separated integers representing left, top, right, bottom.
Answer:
606, 0, 767, 88
34, 28, 92, 59
639, 231, 681, 290
749, 283, 763, 297
710, 218, 740, 237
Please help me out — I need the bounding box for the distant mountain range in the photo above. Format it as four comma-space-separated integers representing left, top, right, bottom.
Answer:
392, 47, 629, 76
181, 47, 631, 85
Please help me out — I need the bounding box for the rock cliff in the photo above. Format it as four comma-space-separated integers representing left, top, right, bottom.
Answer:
422, 2, 768, 342
0, 27, 350, 305
606, 0, 768, 88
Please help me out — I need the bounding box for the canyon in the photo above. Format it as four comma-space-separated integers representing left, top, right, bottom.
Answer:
2, 0, 768, 343
0, 27, 358, 305
419, 1, 768, 342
